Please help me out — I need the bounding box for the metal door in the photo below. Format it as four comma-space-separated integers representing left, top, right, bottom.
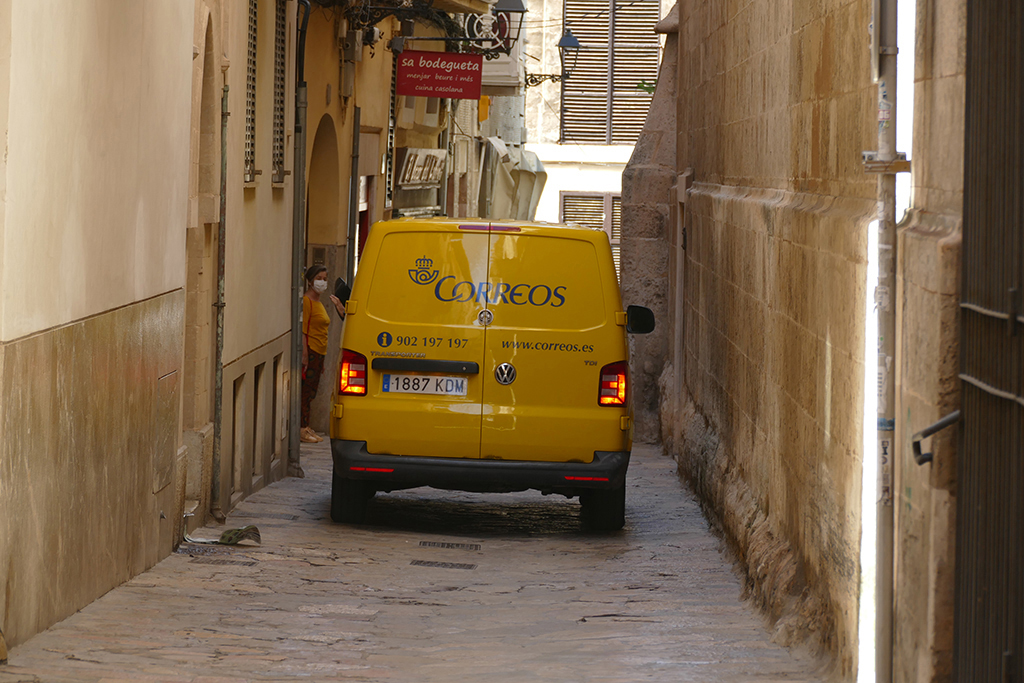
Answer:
955, 1, 1024, 679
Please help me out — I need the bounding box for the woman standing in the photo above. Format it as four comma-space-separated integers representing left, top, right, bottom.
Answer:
301, 265, 345, 443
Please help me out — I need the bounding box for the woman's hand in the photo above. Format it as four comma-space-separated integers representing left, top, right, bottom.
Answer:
330, 294, 346, 317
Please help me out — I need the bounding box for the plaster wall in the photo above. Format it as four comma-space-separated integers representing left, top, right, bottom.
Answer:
221, 0, 296, 366
0, 1, 192, 646
531, 160, 626, 224
657, 0, 879, 674
188, 0, 300, 516
0, 1, 192, 342
891, 0, 966, 680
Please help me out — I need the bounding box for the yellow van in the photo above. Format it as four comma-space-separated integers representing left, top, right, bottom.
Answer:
328, 218, 654, 530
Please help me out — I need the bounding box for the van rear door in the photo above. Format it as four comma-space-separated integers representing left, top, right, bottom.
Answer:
347, 223, 488, 459
480, 226, 626, 463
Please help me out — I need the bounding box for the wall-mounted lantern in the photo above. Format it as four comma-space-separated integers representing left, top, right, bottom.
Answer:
524, 29, 580, 87
386, 0, 527, 60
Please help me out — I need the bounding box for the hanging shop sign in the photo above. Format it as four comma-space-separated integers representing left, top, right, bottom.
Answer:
396, 51, 484, 100
395, 148, 448, 189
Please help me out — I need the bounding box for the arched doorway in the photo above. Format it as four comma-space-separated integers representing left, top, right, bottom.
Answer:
305, 114, 342, 433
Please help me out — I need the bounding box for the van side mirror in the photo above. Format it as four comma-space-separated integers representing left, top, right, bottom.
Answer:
626, 305, 655, 334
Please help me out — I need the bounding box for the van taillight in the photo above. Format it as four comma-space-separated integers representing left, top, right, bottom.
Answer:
339, 349, 367, 395
598, 361, 628, 406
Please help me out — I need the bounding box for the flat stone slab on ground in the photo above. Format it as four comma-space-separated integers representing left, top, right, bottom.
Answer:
2, 443, 826, 682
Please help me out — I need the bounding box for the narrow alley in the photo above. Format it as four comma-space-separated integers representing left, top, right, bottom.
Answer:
1, 444, 824, 682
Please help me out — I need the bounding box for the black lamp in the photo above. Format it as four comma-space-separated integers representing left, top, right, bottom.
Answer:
525, 29, 580, 87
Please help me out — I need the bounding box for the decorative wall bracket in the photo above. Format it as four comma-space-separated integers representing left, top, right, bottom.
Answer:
344, 0, 438, 31
524, 72, 565, 87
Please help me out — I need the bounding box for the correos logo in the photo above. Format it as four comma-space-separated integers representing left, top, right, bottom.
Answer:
434, 275, 566, 307
408, 256, 439, 285
407, 257, 567, 307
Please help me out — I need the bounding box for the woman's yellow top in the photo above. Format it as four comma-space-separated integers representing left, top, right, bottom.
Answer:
302, 296, 330, 355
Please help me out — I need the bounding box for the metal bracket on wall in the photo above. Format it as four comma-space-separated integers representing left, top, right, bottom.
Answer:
911, 410, 961, 465
862, 150, 911, 174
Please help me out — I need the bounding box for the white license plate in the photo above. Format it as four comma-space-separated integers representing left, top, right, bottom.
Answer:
382, 374, 468, 396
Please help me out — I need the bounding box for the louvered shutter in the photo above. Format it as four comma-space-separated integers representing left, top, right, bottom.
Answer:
561, 193, 606, 229
561, 0, 611, 143
561, 0, 660, 145
610, 1, 660, 143
610, 195, 621, 278
560, 193, 622, 282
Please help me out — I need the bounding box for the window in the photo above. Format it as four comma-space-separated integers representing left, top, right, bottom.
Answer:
561, 0, 661, 145
560, 192, 622, 279
272, 0, 287, 183
244, 0, 258, 182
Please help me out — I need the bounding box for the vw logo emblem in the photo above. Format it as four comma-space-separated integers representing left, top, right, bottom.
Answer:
478, 309, 494, 326
495, 363, 516, 385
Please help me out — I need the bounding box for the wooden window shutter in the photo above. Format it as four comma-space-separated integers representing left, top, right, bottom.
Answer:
560, 192, 622, 282
561, 0, 660, 145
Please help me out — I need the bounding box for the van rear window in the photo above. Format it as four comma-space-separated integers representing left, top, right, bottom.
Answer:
366, 231, 490, 326
365, 230, 611, 331
486, 234, 607, 331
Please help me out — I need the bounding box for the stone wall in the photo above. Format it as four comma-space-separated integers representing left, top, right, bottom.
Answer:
636, 0, 881, 675
892, 0, 966, 680
620, 12, 677, 443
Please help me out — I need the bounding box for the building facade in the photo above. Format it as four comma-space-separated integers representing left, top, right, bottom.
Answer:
0, 0, 195, 646
624, 0, 970, 679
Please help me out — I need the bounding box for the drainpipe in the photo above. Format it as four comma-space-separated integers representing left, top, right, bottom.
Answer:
210, 83, 229, 523
346, 106, 361, 286
873, 0, 898, 678
289, 0, 311, 477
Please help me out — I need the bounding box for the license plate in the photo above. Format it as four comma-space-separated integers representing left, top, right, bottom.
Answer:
382, 374, 468, 396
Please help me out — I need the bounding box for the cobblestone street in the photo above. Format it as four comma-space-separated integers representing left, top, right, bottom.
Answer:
1, 443, 826, 682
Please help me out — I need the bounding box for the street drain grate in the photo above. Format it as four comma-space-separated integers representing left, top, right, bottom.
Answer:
190, 557, 258, 567
175, 544, 234, 556
418, 541, 481, 551
410, 560, 477, 570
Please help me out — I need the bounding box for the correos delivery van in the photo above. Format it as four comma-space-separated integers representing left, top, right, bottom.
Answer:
328, 217, 654, 530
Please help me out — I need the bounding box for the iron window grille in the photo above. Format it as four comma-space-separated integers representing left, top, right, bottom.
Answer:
272, 0, 287, 183
245, 0, 258, 183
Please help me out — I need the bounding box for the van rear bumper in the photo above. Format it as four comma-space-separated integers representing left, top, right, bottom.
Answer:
331, 439, 630, 495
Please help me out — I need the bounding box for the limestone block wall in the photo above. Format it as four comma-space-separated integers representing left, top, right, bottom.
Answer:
892, 0, 966, 680
658, 0, 879, 674
621, 15, 678, 443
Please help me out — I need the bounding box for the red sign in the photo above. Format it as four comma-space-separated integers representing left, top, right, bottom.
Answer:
396, 51, 483, 100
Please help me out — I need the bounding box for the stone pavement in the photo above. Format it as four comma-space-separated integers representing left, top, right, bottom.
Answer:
1, 443, 827, 682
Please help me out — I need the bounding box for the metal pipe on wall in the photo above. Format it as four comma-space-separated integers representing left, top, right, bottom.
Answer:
289, 0, 312, 478
874, 0, 899, 678
210, 82, 229, 523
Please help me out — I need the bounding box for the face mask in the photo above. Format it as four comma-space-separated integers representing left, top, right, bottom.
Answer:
313, 280, 328, 293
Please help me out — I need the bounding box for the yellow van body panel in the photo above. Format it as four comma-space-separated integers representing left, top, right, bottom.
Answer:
480, 229, 628, 462
332, 218, 631, 463
336, 224, 488, 459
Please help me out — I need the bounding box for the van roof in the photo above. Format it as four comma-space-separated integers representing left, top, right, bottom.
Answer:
375, 217, 604, 234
